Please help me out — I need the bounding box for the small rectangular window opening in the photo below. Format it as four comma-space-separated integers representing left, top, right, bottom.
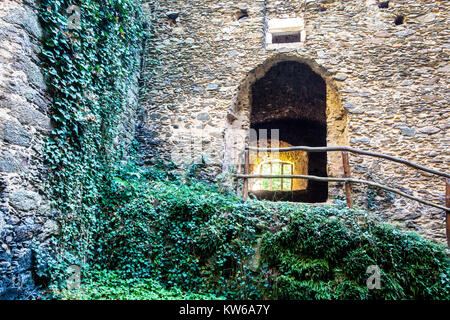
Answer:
271, 33, 301, 44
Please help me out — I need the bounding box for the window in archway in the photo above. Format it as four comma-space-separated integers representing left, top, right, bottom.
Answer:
259, 160, 293, 191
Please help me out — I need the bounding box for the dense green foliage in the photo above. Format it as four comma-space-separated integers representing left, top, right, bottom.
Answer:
56, 164, 448, 300
92, 164, 276, 299
35, 0, 146, 282
36, 0, 449, 300
262, 207, 449, 299
55, 270, 220, 300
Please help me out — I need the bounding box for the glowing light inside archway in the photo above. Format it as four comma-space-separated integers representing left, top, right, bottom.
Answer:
251, 159, 295, 191
249, 139, 308, 192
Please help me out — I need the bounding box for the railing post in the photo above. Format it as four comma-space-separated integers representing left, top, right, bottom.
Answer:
243, 148, 249, 201
342, 151, 352, 208
236, 153, 242, 196
446, 178, 450, 247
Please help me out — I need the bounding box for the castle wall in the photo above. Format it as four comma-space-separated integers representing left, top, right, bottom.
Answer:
0, 0, 141, 299
140, 0, 449, 243
0, 0, 51, 298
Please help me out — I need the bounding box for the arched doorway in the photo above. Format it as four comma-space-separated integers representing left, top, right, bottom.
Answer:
250, 61, 327, 202
224, 55, 348, 203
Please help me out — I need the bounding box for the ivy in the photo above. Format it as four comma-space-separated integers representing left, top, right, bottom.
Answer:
33, 0, 449, 300
54, 270, 222, 300
261, 206, 450, 299
59, 164, 449, 299
35, 0, 146, 285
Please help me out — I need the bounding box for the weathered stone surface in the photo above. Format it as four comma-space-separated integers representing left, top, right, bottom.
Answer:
334, 74, 348, 81
0, 0, 56, 299
1, 120, 32, 147
1, 4, 42, 39
394, 29, 415, 37
9, 190, 40, 212
36, 202, 51, 217
14, 248, 32, 272
7, 96, 50, 131
206, 83, 219, 91
0, 151, 22, 172
398, 126, 416, 137
415, 13, 436, 23
140, 0, 449, 245
23, 58, 47, 90
351, 137, 371, 145
197, 113, 210, 121
0, 214, 5, 235
38, 220, 59, 241
418, 126, 440, 135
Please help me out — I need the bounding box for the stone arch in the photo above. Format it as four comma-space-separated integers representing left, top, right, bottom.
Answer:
224, 54, 348, 202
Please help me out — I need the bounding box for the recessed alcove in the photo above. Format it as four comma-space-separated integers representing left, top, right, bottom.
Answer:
236, 9, 249, 21
265, 18, 305, 48
378, 1, 389, 9
248, 61, 328, 202
224, 55, 348, 204
271, 33, 301, 44
394, 15, 405, 25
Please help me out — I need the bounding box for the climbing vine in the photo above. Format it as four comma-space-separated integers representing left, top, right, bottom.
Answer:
33, 0, 449, 300
54, 164, 449, 299
35, 0, 146, 284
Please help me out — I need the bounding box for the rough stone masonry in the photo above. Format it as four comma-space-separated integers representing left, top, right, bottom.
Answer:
138, 0, 449, 243
0, 0, 139, 299
0, 0, 449, 299
0, 0, 53, 299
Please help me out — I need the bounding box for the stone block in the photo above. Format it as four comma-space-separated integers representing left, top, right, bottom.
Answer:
9, 190, 40, 212
0, 151, 22, 173
0, 120, 32, 147
2, 5, 43, 39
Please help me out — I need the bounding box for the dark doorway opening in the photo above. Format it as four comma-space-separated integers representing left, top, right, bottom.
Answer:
249, 61, 328, 202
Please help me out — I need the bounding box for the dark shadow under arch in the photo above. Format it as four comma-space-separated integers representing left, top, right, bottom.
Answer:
249, 61, 328, 202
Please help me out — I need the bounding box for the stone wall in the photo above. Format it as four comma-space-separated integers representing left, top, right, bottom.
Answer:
140, 0, 449, 243
0, 0, 447, 300
0, 0, 52, 299
0, 0, 141, 299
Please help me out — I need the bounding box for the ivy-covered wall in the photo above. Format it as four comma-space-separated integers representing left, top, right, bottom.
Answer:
0, 0, 145, 299
0, 0, 448, 300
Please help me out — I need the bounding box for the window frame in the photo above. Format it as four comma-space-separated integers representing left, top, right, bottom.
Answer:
265, 17, 306, 49
259, 160, 294, 191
